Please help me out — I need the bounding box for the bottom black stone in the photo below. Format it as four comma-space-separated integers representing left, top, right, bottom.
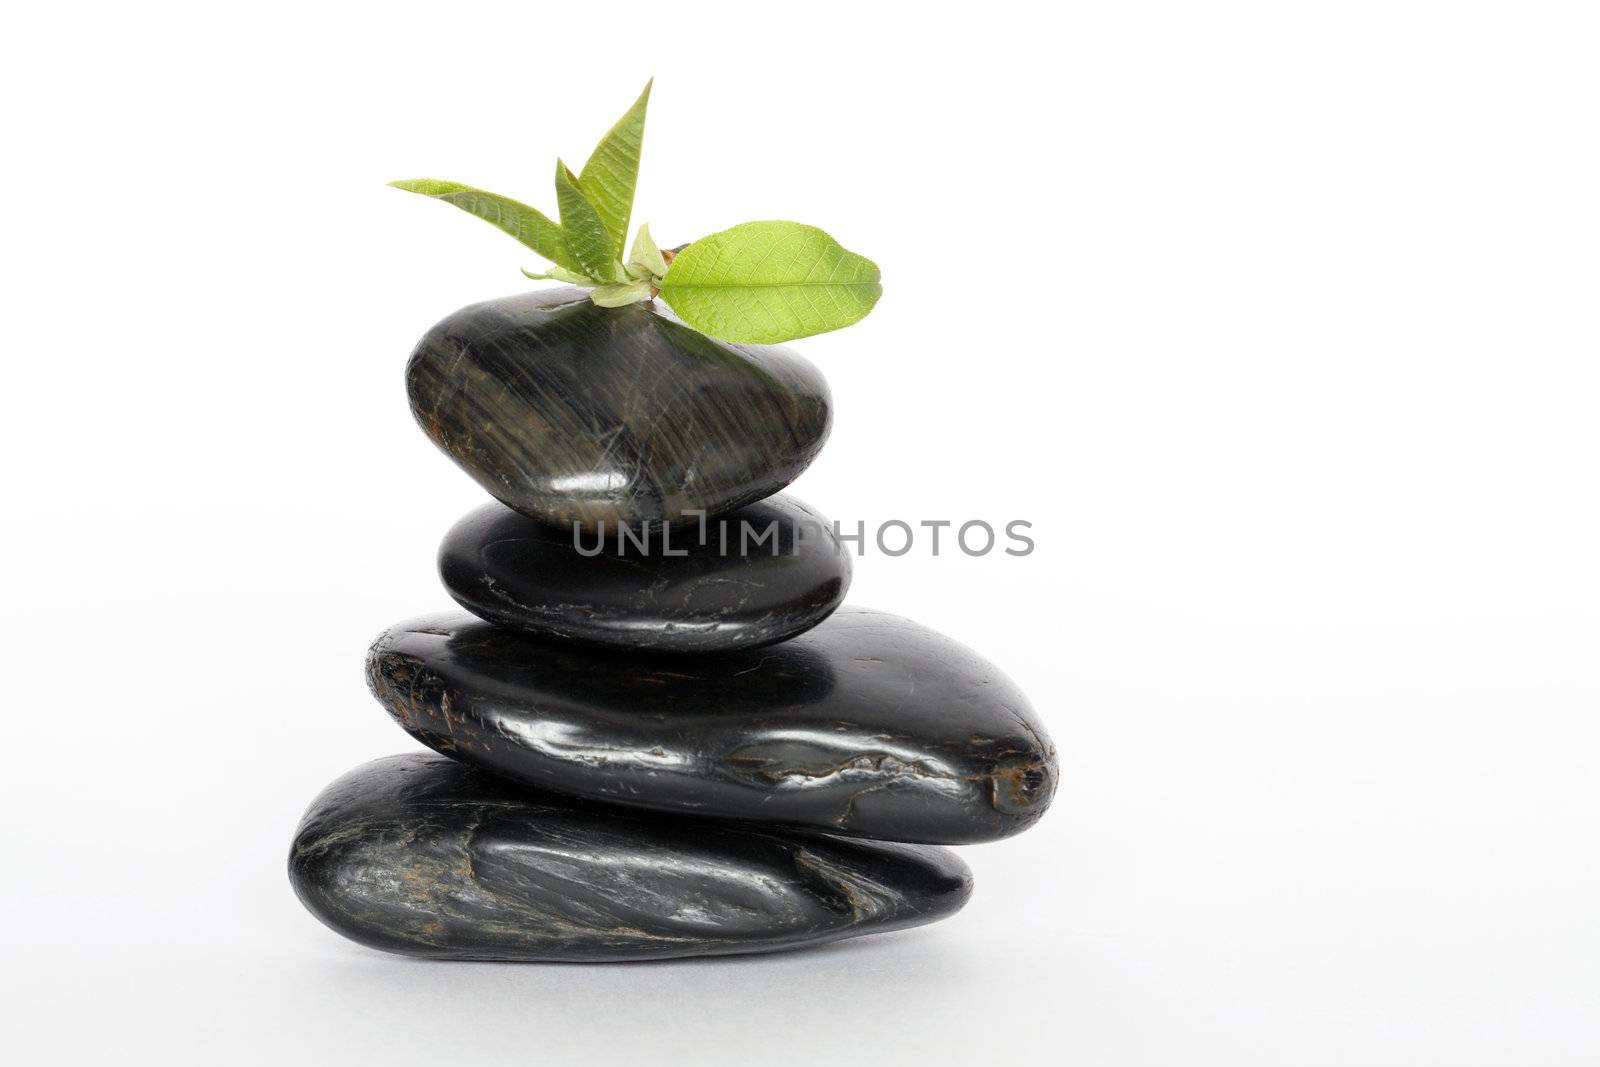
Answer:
289, 754, 973, 962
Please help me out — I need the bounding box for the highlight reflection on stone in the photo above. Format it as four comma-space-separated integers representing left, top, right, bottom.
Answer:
367, 608, 1058, 845
289, 753, 973, 962
438, 494, 850, 653
405, 287, 831, 530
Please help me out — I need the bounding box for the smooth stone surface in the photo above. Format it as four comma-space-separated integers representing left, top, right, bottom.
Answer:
438, 494, 851, 653
406, 287, 831, 529
289, 753, 972, 962
367, 608, 1057, 844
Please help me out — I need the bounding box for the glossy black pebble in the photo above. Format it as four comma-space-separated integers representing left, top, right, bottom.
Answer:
289, 754, 972, 962
368, 608, 1057, 845
439, 494, 850, 653
406, 287, 832, 530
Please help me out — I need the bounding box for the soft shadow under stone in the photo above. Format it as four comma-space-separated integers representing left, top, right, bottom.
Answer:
289, 754, 972, 962
405, 288, 832, 529
367, 607, 1058, 844
438, 494, 850, 653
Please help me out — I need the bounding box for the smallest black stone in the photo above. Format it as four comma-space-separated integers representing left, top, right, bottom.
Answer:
438, 494, 851, 653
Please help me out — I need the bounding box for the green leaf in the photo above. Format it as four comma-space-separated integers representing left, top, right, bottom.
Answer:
579, 80, 652, 264
658, 221, 882, 343
627, 223, 668, 280
388, 179, 577, 272
522, 265, 595, 286
554, 161, 622, 283
589, 280, 655, 307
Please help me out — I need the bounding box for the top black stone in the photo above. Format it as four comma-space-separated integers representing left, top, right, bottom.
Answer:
406, 287, 832, 529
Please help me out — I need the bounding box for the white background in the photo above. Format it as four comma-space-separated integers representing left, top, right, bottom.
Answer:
3, 2, 1597, 1063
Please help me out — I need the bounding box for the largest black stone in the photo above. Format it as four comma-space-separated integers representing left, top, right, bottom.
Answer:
289, 754, 972, 962
406, 287, 832, 529
367, 608, 1057, 844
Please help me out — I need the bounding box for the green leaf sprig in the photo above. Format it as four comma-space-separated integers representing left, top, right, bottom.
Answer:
390, 81, 881, 344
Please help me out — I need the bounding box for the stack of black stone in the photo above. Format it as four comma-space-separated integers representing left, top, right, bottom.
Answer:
289, 288, 1058, 962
